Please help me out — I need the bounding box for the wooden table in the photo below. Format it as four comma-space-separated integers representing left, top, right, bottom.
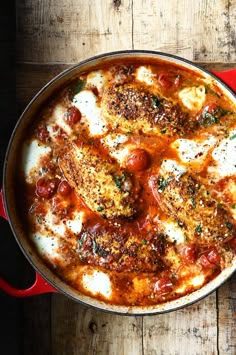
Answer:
1, 1, 236, 354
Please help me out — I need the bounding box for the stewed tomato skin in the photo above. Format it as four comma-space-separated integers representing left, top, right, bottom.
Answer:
58, 180, 72, 196
36, 126, 49, 142
179, 243, 198, 263
198, 247, 221, 269
64, 106, 81, 125
158, 72, 181, 89
36, 177, 59, 198
126, 148, 149, 172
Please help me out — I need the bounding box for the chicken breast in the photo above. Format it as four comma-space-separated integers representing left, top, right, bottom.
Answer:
59, 143, 138, 219
152, 171, 236, 244
102, 83, 190, 135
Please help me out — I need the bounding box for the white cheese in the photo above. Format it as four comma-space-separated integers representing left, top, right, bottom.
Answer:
179, 85, 206, 111
172, 136, 216, 163
136, 66, 155, 85
66, 212, 84, 234
72, 90, 107, 136
86, 70, 105, 92
162, 219, 186, 244
160, 159, 187, 179
190, 274, 205, 287
32, 234, 60, 259
52, 104, 72, 135
44, 210, 66, 236
210, 130, 236, 178
102, 134, 131, 164
22, 140, 52, 183
82, 270, 112, 299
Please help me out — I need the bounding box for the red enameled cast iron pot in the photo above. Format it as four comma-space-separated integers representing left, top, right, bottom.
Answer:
0, 51, 236, 315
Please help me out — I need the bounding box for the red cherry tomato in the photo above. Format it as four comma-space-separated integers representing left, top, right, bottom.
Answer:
126, 148, 149, 172
204, 103, 219, 115
179, 243, 197, 263
36, 178, 59, 198
36, 126, 49, 142
154, 277, 173, 295
158, 72, 181, 89
58, 180, 72, 196
199, 247, 221, 269
64, 106, 81, 125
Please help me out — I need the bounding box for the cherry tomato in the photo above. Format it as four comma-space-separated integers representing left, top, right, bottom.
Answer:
204, 103, 219, 115
179, 243, 197, 263
64, 106, 81, 125
158, 72, 181, 89
199, 247, 221, 269
36, 177, 59, 198
36, 126, 49, 142
154, 277, 173, 295
126, 148, 149, 172
58, 180, 72, 196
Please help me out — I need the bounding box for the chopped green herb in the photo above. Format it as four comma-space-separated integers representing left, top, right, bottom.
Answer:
113, 173, 127, 190
152, 96, 162, 108
195, 225, 202, 233
73, 79, 86, 95
217, 203, 223, 208
177, 220, 184, 228
97, 206, 104, 212
157, 233, 167, 244
92, 239, 98, 254
160, 129, 167, 134
158, 176, 172, 192
232, 204, 236, 209
190, 197, 196, 208
142, 239, 147, 245
229, 134, 236, 140
226, 222, 233, 230
188, 187, 195, 195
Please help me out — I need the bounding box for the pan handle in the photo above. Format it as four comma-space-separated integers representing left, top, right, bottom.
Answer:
0, 189, 7, 220
0, 272, 58, 297
0, 189, 58, 296
213, 69, 236, 92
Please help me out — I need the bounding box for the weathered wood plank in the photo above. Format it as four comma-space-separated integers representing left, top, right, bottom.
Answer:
133, 0, 236, 62
51, 294, 143, 355
16, 0, 132, 63
143, 293, 218, 355
218, 273, 236, 355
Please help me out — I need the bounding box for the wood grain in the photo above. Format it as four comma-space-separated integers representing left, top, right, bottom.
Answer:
16, 0, 236, 64
133, 0, 236, 62
218, 273, 236, 355
51, 295, 143, 355
16, 0, 133, 63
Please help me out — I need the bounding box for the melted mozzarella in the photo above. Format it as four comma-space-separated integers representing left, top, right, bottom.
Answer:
172, 136, 216, 163
136, 66, 155, 85
44, 210, 66, 236
179, 85, 206, 111
102, 134, 131, 164
52, 104, 72, 135
32, 234, 60, 259
82, 270, 112, 299
210, 130, 236, 178
162, 219, 186, 244
23, 140, 51, 183
66, 211, 84, 234
160, 159, 187, 179
72, 90, 107, 136
190, 274, 205, 287
86, 70, 105, 92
